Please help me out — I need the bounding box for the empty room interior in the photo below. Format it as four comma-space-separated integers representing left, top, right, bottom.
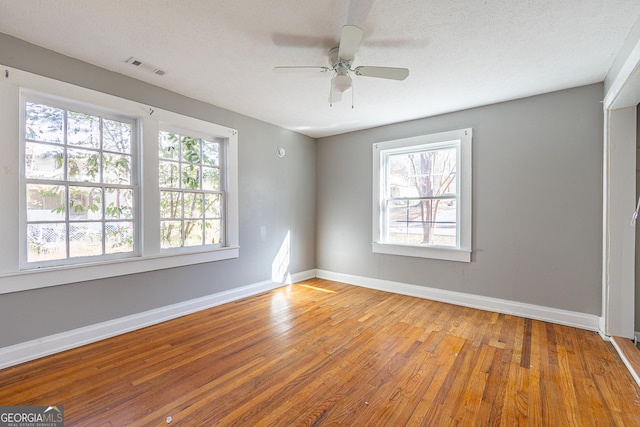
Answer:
3, 1, 640, 425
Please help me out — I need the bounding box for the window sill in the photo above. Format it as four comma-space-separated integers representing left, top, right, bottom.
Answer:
372, 242, 470, 262
0, 246, 239, 295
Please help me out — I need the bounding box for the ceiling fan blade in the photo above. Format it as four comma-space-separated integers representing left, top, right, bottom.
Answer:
338, 25, 364, 61
354, 66, 409, 80
274, 66, 331, 73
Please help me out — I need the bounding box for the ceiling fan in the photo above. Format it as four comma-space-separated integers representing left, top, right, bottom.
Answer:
274, 25, 409, 105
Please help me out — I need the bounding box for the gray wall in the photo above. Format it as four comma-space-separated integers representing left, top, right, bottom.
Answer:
0, 34, 316, 347
316, 84, 603, 315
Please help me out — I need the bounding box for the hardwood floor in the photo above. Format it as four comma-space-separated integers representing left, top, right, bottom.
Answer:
1, 278, 640, 426
611, 336, 640, 386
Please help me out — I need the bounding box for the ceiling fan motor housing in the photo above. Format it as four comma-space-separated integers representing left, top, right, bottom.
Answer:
329, 47, 353, 93
328, 47, 350, 69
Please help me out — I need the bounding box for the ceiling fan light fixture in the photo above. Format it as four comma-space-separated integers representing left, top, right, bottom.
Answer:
331, 73, 352, 93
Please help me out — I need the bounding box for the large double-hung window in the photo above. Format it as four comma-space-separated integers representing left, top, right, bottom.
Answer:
0, 65, 238, 294
373, 128, 472, 262
158, 128, 224, 249
24, 98, 136, 265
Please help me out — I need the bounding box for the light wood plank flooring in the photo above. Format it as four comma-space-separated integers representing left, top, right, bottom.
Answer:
611, 336, 640, 385
1, 278, 640, 426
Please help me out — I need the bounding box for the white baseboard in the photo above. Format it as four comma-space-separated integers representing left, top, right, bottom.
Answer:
598, 329, 610, 341
599, 316, 608, 338
316, 269, 600, 332
0, 267, 601, 370
0, 269, 316, 370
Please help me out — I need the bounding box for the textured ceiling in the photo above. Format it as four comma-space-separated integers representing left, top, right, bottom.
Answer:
0, 1, 639, 138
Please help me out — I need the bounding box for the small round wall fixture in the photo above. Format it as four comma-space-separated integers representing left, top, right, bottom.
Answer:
277, 146, 286, 158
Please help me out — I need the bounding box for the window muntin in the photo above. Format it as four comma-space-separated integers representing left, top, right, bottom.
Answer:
158, 130, 224, 249
24, 100, 136, 266
373, 128, 472, 262
382, 143, 459, 247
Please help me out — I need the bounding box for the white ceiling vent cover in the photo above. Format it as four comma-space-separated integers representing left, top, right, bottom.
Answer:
126, 57, 167, 76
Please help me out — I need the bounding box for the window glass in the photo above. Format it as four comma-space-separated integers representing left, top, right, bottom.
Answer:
383, 145, 458, 247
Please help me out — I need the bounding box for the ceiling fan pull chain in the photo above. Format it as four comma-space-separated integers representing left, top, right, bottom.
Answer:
351, 82, 355, 109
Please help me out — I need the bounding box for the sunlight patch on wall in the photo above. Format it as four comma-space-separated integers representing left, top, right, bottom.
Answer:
271, 230, 291, 284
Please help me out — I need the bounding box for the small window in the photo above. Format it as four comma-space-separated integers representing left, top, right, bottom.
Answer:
22, 99, 137, 266
373, 128, 472, 262
158, 129, 225, 249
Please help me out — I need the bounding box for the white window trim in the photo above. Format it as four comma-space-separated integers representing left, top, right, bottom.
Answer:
0, 65, 239, 294
372, 128, 472, 262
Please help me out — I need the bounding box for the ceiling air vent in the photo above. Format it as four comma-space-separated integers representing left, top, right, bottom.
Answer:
125, 57, 167, 76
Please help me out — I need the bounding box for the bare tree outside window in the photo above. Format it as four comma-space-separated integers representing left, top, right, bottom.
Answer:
385, 145, 458, 247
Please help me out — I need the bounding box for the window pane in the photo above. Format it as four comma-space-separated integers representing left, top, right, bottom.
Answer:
68, 148, 101, 182
25, 142, 64, 180
69, 186, 102, 220
105, 188, 133, 219
386, 199, 419, 245
105, 221, 134, 254
67, 111, 100, 148
160, 191, 182, 219
159, 131, 179, 160
432, 199, 457, 247
69, 222, 103, 257
161, 220, 183, 248
159, 160, 180, 188
27, 184, 66, 221
184, 193, 203, 219
181, 136, 201, 163
387, 148, 457, 198
205, 219, 221, 245
387, 153, 414, 194
27, 223, 66, 262
202, 167, 219, 191
202, 140, 219, 166
181, 164, 200, 189
427, 148, 457, 197
103, 153, 131, 184
103, 119, 131, 154
184, 220, 203, 246
25, 102, 64, 143
204, 194, 221, 218
386, 199, 456, 247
